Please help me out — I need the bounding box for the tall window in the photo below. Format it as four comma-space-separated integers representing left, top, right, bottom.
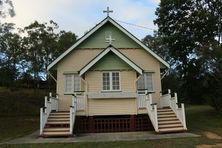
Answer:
64, 74, 80, 94
137, 73, 153, 93
102, 72, 120, 91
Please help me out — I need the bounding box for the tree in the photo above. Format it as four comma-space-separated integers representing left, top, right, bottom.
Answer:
142, 34, 173, 65
155, 0, 222, 108
56, 31, 77, 58
21, 21, 77, 88
0, 23, 22, 86
22, 21, 59, 84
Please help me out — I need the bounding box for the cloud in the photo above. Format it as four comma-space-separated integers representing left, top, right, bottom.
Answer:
3, 0, 160, 39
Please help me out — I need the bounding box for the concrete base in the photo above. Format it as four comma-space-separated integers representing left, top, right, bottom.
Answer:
2, 130, 200, 144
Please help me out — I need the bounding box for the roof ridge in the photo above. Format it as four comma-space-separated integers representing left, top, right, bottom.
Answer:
47, 16, 169, 71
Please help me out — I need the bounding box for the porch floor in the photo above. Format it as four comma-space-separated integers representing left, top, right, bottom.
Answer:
4, 130, 199, 144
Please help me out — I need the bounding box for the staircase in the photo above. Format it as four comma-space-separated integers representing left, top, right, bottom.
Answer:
40, 93, 77, 137
157, 108, 185, 133
144, 90, 187, 134
42, 111, 72, 137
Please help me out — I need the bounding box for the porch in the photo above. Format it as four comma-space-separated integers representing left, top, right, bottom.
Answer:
39, 89, 187, 137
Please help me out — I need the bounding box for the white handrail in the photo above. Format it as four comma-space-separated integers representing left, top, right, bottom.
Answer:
168, 92, 187, 130
76, 95, 85, 110
137, 94, 147, 108
160, 89, 172, 108
40, 92, 59, 135
70, 95, 77, 134
146, 94, 159, 132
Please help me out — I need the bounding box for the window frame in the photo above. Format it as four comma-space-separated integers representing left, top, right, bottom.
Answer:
102, 71, 121, 92
137, 72, 154, 94
64, 73, 81, 94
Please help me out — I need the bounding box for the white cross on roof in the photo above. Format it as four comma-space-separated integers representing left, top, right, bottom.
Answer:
103, 7, 113, 17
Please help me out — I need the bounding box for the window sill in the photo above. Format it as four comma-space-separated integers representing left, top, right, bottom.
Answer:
88, 92, 137, 99
137, 90, 155, 95
101, 90, 122, 93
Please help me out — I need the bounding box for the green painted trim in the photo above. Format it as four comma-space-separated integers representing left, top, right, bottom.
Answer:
91, 52, 132, 70
78, 22, 141, 48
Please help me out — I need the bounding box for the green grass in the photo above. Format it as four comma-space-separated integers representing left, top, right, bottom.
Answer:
186, 105, 222, 136
0, 116, 39, 142
0, 87, 46, 142
0, 87, 222, 147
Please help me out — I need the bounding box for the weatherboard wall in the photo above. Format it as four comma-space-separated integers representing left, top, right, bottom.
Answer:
77, 22, 141, 49
56, 48, 162, 111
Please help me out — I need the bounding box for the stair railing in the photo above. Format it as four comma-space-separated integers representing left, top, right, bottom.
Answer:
70, 94, 77, 134
49, 92, 59, 111
160, 89, 171, 108
169, 93, 187, 130
145, 92, 159, 132
40, 92, 59, 135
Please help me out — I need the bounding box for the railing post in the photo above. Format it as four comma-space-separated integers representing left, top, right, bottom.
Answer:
40, 108, 43, 135
56, 94, 59, 111
44, 96, 48, 107
148, 94, 152, 105
174, 93, 178, 109
181, 103, 187, 129
49, 92, 52, 98
154, 105, 158, 132
70, 107, 73, 134
168, 89, 171, 94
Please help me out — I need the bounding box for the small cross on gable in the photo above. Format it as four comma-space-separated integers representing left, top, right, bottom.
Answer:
105, 32, 115, 44
103, 7, 113, 17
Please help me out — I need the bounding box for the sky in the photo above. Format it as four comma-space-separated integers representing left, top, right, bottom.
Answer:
4, 0, 160, 40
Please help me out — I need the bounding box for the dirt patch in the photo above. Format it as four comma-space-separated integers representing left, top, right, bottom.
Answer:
204, 132, 222, 140
196, 144, 222, 148
196, 144, 214, 148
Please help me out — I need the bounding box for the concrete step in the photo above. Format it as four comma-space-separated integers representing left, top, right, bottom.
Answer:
158, 117, 178, 121
43, 127, 70, 132
158, 127, 186, 133
46, 121, 69, 125
157, 111, 174, 115
42, 131, 71, 137
157, 108, 172, 112
48, 116, 69, 119
158, 114, 177, 118
50, 112, 69, 116
47, 118, 69, 122
158, 120, 181, 125
48, 115, 70, 118
158, 123, 183, 129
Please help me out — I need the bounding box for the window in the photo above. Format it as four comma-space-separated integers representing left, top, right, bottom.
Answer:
137, 73, 153, 93
64, 74, 80, 94
102, 72, 120, 91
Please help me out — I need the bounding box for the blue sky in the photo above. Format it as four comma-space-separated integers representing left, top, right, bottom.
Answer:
4, 0, 160, 40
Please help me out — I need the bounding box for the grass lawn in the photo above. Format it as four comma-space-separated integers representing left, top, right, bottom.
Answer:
0, 88, 222, 147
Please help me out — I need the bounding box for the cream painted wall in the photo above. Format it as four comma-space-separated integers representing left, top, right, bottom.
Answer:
88, 98, 137, 116
56, 48, 162, 112
119, 49, 162, 105
56, 49, 101, 110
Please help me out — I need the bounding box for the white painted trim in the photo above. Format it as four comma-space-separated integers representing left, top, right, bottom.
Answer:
47, 18, 109, 71
79, 48, 111, 76
110, 48, 143, 74
102, 71, 121, 91
47, 17, 169, 71
79, 47, 143, 76
88, 92, 137, 99
64, 73, 81, 94
108, 18, 169, 68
